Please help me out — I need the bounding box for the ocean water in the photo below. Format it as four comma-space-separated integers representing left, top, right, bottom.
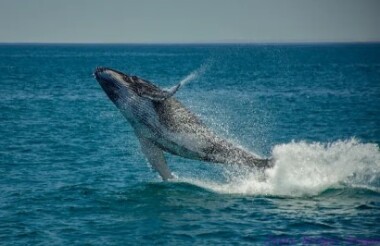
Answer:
1, 44, 379, 245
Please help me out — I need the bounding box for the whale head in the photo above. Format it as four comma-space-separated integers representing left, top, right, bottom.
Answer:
95, 67, 182, 106
94, 67, 140, 105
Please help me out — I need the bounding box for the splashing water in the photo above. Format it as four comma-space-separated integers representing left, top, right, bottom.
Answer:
179, 139, 380, 197
177, 61, 212, 87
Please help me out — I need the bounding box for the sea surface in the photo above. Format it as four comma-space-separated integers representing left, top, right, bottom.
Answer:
1, 44, 379, 245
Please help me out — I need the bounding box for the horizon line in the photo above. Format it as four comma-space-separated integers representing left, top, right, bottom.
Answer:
0, 40, 380, 46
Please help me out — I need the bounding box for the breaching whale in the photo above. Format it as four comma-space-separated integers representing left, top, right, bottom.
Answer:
94, 67, 273, 180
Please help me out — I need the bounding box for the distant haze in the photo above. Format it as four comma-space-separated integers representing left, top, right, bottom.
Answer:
0, 0, 379, 43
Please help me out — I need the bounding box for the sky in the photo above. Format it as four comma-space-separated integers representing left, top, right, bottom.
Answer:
0, 0, 379, 43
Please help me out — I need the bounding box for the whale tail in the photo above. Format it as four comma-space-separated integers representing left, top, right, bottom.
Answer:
250, 157, 275, 169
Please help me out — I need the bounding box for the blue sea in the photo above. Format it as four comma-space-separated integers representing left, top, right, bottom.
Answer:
1, 44, 379, 245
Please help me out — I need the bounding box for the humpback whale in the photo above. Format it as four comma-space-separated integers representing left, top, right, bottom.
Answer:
94, 67, 273, 180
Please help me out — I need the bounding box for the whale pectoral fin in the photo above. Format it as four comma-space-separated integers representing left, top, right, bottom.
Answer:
138, 136, 174, 181
138, 81, 183, 101
164, 83, 182, 98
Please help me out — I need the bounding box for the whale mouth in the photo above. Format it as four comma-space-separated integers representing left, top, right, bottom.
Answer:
94, 67, 130, 87
94, 66, 119, 74
94, 67, 136, 86
95, 67, 122, 81
94, 67, 127, 102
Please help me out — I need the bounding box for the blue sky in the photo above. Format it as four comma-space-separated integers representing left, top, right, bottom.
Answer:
0, 0, 379, 43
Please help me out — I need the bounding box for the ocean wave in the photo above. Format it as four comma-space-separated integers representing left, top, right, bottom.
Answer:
176, 138, 380, 197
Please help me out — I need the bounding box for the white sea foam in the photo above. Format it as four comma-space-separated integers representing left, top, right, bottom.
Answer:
177, 139, 380, 196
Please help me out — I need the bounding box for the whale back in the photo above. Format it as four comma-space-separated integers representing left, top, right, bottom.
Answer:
153, 98, 206, 134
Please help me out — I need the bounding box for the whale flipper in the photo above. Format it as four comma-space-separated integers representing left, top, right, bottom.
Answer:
138, 78, 184, 102
164, 82, 184, 98
138, 135, 174, 180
